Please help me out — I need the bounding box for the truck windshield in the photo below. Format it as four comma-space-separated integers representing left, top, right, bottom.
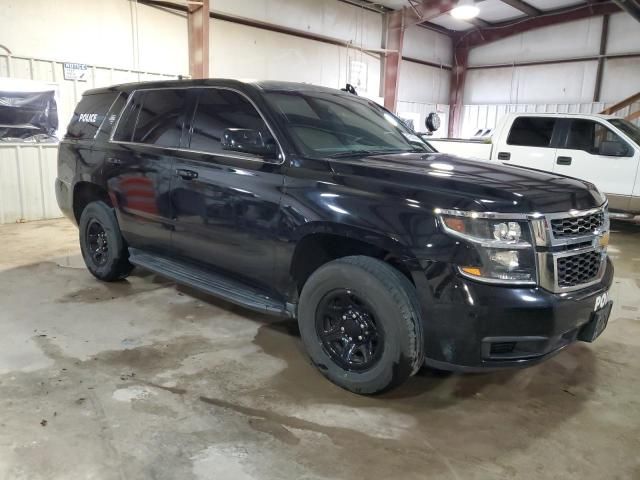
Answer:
609, 119, 640, 145
265, 90, 434, 158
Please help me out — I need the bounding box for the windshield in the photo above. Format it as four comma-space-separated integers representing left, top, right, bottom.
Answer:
265, 90, 434, 158
609, 119, 640, 145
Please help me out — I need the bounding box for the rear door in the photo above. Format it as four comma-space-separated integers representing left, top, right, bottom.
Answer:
170, 87, 285, 291
495, 116, 559, 172
106, 88, 188, 255
553, 118, 639, 211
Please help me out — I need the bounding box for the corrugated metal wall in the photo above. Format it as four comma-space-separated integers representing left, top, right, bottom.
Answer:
460, 102, 640, 138
0, 54, 182, 224
0, 145, 59, 224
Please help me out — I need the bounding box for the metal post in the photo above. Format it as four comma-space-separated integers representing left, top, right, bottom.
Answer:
382, 10, 404, 112
448, 46, 468, 138
593, 15, 609, 103
188, 0, 210, 78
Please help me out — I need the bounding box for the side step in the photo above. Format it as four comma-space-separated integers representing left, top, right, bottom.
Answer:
129, 248, 290, 317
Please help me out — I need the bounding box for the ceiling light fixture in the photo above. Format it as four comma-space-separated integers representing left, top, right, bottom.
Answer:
450, 0, 480, 20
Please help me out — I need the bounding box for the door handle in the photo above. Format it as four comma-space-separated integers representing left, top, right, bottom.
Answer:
557, 156, 572, 165
106, 157, 123, 165
497, 152, 511, 160
175, 168, 198, 180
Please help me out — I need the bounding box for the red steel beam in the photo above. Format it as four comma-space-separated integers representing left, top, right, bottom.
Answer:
453, 2, 621, 49
448, 46, 469, 137
382, 10, 405, 111
188, 0, 210, 78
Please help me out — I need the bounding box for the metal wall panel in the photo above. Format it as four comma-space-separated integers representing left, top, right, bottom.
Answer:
0, 54, 182, 225
0, 53, 181, 137
459, 102, 639, 138
0, 145, 60, 224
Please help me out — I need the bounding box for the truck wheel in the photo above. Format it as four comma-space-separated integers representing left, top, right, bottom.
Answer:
78, 201, 133, 282
298, 256, 424, 395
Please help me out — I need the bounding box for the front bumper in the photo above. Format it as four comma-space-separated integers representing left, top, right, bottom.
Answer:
414, 258, 614, 371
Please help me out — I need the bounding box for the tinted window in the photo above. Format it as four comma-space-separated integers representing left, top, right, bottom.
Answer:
188, 88, 273, 156
566, 119, 630, 157
266, 91, 432, 157
610, 119, 640, 145
507, 117, 556, 147
67, 92, 118, 140
113, 90, 186, 147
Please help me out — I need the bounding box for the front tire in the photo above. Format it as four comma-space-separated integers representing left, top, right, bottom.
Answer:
79, 201, 133, 281
298, 256, 424, 395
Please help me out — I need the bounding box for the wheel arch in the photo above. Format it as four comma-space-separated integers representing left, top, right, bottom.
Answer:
72, 181, 112, 223
289, 222, 420, 293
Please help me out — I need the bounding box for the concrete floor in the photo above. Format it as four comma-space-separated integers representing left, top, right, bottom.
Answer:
0, 219, 639, 480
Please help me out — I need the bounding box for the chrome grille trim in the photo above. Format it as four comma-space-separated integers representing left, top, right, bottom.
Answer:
531, 202, 609, 293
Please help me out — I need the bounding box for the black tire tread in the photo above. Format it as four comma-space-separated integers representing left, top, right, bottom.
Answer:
79, 201, 133, 282
298, 255, 424, 394
339, 256, 425, 376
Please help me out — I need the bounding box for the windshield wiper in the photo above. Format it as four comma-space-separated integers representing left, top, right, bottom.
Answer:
328, 150, 377, 158
328, 148, 423, 158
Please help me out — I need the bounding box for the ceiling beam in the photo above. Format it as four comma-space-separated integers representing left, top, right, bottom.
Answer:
453, 2, 621, 48
612, 0, 640, 22
498, 0, 542, 17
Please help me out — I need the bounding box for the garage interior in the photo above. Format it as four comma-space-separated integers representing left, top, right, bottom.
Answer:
1, 0, 640, 479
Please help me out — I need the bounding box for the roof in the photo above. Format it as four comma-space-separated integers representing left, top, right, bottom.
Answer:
84, 78, 349, 97
501, 111, 618, 120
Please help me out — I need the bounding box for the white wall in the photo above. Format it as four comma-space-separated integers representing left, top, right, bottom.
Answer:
210, 19, 381, 97
459, 12, 640, 136
464, 13, 639, 106
403, 26, 452, 66
213, 0, 382, 50
0, 0, 188, 74
468, 16, 603, 66
464, 61, 599, 104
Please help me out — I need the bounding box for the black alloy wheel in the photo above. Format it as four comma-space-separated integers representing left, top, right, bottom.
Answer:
315, 289, 383, 371
86, 219, 109, 267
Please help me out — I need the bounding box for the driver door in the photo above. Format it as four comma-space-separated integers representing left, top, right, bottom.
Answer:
170, 87, 285, 292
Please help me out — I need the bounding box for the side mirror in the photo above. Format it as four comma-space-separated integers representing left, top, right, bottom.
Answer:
599, 140, 629, 157
221, 128, 277, 159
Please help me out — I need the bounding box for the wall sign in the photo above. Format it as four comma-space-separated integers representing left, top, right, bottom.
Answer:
63, 63, 89, 81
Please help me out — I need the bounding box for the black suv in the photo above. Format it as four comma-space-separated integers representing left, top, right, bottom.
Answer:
56, 79, 613, 394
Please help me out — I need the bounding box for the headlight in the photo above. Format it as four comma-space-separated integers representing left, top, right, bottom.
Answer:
437, 209, 537, 284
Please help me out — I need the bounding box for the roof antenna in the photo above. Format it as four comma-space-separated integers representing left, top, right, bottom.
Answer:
341, 83, 358, 95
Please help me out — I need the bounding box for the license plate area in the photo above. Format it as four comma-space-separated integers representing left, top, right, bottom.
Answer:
578, 301, 612, 342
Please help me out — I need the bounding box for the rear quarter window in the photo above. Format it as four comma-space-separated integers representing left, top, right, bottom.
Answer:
66, 92, 120, 140
507, 116, 557, 148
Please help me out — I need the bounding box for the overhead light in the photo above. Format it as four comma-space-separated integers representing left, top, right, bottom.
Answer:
450, 0, 480, 20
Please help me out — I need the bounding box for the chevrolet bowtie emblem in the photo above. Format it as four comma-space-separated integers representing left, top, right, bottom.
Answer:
598, 232, 610, 248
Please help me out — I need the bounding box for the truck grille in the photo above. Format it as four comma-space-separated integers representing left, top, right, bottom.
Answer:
551, 211, 605, 238
557, 250, 602, 287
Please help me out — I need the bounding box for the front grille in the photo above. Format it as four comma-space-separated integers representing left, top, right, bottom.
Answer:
557, 250, 602, 287
551, 211, 604, 238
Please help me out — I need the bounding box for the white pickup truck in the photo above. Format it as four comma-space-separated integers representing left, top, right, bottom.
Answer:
428, 113, 640, 217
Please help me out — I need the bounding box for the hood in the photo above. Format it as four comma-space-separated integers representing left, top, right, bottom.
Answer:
329, 152, 605, 214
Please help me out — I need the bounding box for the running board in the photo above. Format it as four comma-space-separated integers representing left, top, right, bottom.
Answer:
128, 248, 290, 317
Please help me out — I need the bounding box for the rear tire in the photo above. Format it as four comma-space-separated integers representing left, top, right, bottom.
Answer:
79, 201, 133, 282
297, 256, 424, 395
